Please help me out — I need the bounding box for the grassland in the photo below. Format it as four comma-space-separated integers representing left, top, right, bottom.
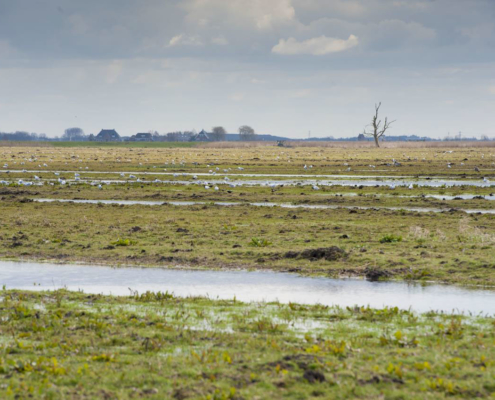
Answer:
1, 194, 495, 285
1, 143, 495, 398
50, 141, 198, 148
0, 143, 495, 286
1, 289, 495, 399
1, 143, 494, 176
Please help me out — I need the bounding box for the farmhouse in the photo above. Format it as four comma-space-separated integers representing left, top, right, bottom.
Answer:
96, 129, 121, 142
191, 130, 210, 142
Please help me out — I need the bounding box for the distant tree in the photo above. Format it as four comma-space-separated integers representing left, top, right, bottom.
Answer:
63, 127, 85, 141
88, 134, 95, 141
210, 126, 227, 141
363, 103, 395, 148
183, 131, 194, 142
239, 125, 256, 141
166, 132, 180, 142
38, 133, 47, 140
151, 131, 160, 140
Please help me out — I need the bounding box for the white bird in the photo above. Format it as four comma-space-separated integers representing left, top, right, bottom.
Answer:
34, 176, 40, 180
312, 185, 320, 190
238, 167, 244, 171
408, 184, 414, 189
389, 184, 396, 190
54, 172, 60, 176
120, 173, 125, 177
192, 175, 198, 180
98, 184, 102, 190
204, 185, 210, 189
304, 165, 307, 169
129, 175, 136, 179
214, 186, 219, 191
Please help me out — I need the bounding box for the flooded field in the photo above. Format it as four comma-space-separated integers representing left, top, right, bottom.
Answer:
2, 261, 495, 314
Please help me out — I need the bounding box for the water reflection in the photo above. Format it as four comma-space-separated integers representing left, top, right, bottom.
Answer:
1, 261, 494, 314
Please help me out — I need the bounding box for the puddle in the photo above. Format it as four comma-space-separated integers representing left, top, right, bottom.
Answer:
2, 170, 493, 188
2, 177, 493, 188
1, 261, 494, 314
33, 198, 495, 214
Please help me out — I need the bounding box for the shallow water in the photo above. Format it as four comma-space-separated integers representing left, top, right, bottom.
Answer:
2, 176, 493, 188
1, 261, 494, 314
33, 198, 495, 214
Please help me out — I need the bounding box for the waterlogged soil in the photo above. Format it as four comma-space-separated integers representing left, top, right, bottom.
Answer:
1, 145, 495, 287
1, 200, 495, 286
2, 182, 495, 211
1, 290, 495, 399
1, 145, 494, 177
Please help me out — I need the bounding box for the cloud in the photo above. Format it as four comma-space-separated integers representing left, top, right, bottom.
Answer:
489, 86, 495, 95
230, 92, 245, 102
182, 0, 296, 31
211, 36, 229, 46
272, 34, 358, 55
169, 34, 203, 47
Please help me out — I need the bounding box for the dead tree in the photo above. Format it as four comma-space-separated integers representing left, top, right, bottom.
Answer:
363, 103, 395, 148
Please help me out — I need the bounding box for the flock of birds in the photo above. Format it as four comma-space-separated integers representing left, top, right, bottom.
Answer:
0, 153, 493, 190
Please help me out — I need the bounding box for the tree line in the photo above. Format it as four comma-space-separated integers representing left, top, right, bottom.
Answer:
1, 126, 259, 142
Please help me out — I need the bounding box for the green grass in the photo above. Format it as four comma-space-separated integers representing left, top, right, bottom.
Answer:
1, 290, 494, 399
1, 200, 494, 286
51, 141, 198, 148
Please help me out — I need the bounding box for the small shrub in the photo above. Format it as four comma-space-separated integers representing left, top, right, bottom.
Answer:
380, 234, 403, 243
249, 237, 272, 247
112, 238, 136, 246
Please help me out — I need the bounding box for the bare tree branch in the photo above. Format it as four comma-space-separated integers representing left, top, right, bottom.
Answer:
363, 102, 395, 147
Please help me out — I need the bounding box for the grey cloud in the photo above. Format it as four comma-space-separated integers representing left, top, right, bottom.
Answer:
0, 0, 494, 138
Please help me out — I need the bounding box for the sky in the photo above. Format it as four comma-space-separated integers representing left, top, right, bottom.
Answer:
0, 0, 494, 139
